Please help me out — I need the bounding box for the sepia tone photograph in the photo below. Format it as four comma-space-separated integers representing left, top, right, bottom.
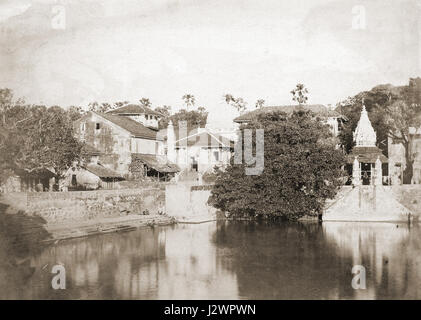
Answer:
0, 0, 420, 305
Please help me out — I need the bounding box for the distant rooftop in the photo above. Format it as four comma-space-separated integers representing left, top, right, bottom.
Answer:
175, 131, 233, 148
234, 104, 345, 123
106, 104, 163, 117
131, 154, 180, 173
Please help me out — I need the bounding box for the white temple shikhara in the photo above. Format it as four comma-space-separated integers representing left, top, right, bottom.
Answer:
348, 104, 388, 186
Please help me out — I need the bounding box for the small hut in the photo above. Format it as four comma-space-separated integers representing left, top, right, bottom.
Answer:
64, 164, 124, 190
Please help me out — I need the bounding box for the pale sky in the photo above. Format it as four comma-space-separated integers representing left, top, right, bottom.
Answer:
0, 0, 420, 119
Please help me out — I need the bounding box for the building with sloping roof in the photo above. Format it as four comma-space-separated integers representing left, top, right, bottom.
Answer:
234, 104, 347, 137
106, 104, 162, 129
63, 163, 124, 190
73, 111, 178, 179
164, 121, 234, 175
130, 154, 180, 181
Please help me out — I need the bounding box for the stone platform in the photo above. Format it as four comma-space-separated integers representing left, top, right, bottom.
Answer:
323, 185, 413, 222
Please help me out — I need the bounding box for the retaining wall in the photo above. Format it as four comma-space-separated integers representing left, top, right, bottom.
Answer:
2, 187, 165, 224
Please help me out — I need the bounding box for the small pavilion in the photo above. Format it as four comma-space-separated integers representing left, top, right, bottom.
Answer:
347, 104, 388, 185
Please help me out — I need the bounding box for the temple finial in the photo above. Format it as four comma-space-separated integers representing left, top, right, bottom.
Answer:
353, 99, 376, 147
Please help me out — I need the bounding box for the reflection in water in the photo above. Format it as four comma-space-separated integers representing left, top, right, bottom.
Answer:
323, 222, 421, 299
0, 220, 420, 299
0, 203, 50, 299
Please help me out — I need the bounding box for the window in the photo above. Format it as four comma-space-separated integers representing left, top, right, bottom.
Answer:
213, 151, 219, 161
337, 118, 343, 132
145, 115, 149, 120
96, 123, 100, 130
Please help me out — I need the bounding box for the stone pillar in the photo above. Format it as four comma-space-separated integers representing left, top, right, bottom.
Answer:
389, 159, 395, 185
375, 156, 382, 186
352, 157, 361, 186
166, 120, 176, 163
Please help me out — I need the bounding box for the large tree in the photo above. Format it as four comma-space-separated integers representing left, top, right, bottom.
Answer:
379, 78, 421, 183
20, 106, 83, 175
154, 105, 172, 128
208, 110, 346, 220
0, 89, 83, 181
336, 86, 394, 154
166, 108, 208, 129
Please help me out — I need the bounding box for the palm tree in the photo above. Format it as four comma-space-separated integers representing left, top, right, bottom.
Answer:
291, 84, 309, 105
222, 93, 247, 113
255, 99, 265, 109
182, 94, 195, 111
223, 93, 234, 105
139, 98, 152, 109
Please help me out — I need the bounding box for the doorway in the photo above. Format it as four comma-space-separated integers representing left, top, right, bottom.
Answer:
191, 157, 198, 171
361, 162, 371, 185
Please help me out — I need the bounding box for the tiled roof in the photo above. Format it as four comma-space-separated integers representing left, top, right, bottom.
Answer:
106, 104, 163, 117
95, 112, 161, 140
234, 105, 344, 122
131, 154, 180, 173
86, 163, 123, 179
158, 125, 200, 142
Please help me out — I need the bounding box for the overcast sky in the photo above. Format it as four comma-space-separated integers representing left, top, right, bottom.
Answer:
0, 0, 420, 117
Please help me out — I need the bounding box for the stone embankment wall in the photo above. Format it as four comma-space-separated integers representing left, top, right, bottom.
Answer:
165, 184, 217, 221
391, 185, 421, 218
323, 185, 421, 222
2, 187, 165, 224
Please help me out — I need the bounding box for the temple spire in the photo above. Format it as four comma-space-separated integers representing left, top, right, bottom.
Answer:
353, 103, 377, 147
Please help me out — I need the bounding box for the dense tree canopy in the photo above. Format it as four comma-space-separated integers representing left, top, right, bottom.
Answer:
209, 111, 346, 220
0, 89, 83, 182
88, 100, 130, 113
157, 107, 208, 129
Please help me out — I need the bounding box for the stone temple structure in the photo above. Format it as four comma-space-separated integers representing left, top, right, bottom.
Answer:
347, 104, 388, 185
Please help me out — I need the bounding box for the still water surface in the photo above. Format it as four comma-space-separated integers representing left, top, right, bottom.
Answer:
1, 221, 420, 299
